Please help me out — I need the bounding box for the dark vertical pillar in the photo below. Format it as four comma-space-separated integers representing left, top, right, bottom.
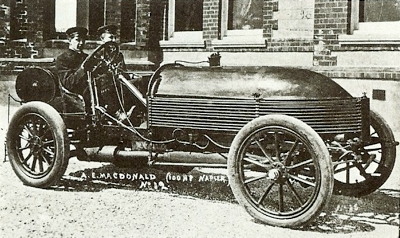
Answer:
148, 0, 163, 63
42, 0, 55, 40
89, 0, 105, 37
9, 0, 20, 40
121, 0, 136, 42
77, 0, 89, 29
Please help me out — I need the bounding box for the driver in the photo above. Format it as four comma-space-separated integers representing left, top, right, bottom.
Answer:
55, 27, 88, 96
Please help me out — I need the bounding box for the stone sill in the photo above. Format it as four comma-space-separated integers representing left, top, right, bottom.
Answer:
124, 59, 155, 67
339, 38, 400, 46
308, 66, 400, 81
160, 31, 205, 48
212, 40, 266, 48
160, 40, 205, 48
339, 22, 400, 46
0, 57, 54, 63
45, 39, 137, 49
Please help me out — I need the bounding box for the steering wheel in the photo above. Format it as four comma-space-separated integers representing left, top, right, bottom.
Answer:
82, 41, 120, 73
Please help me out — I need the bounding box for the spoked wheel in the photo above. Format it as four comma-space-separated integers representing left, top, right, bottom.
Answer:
7, 102, 69, 188
333, 110, 397, 197
228, 115, 333, 228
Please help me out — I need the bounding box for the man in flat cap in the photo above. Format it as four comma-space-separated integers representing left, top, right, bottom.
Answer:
97, 24, 126, 70
55, 26, 88, 96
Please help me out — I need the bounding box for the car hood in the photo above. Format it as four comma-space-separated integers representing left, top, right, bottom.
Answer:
151, 65, 352, 99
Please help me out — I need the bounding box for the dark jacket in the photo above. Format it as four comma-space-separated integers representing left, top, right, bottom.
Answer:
55, 49, 88, 94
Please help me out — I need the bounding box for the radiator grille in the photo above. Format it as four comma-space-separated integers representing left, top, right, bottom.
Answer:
149, 96, 366, 134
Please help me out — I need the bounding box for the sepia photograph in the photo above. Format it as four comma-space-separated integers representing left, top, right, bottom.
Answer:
0, 0, 399, 237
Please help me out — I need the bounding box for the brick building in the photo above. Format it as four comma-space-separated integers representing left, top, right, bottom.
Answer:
0, 0, 399, 137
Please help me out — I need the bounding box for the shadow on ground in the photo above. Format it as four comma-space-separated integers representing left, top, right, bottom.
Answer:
48, 163, 399, 234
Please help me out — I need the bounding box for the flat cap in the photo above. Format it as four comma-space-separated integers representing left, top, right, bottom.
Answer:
66, 27, 88, 37
97, 24, 118, 35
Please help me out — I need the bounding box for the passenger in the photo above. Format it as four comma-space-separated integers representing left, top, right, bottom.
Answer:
96, 24, 134, 121
55, 27, 88, 96
97, 24, 126, 71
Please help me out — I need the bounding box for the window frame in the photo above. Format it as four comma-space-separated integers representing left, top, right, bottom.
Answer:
160, 0, 205, 48
343, 0, 400, 45
212, 0, 265, 48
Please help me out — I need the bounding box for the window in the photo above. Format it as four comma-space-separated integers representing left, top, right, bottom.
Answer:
55, 0, 102, 39
214, 0, 264, 47
175, 0, 203, 31
160, 0, 204, 47
360, 0, 400, 22
55, 0, 77, 33
52, 0, 136, 42
227, 0, 262, 30
347, 0, 400, 43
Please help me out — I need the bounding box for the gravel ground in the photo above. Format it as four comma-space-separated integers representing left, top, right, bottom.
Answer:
0, 105, 399, 238
0, 159, 399, 238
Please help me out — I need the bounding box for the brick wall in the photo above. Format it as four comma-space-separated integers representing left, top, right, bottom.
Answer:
1, 0, 47, 58
202, 0, 219, 42
313, 0, 348, 66
136, 0, 150, 46
0, 58, 54, 75
0, 2, 10, 57
262, 0, 275, 42
0, 1, 10, 39
1, 0, 398, 68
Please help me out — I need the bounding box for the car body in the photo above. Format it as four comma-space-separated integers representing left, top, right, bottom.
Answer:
6, 42, 397, 228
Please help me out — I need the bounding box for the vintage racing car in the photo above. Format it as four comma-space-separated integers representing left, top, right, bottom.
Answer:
6, 42, 398, 227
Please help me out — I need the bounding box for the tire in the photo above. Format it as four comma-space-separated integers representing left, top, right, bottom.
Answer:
6, 102, 70, 188
333, 110, 397, 197
228, 115, 333, 228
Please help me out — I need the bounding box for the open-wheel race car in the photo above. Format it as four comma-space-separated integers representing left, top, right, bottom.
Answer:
6, 42, 398, 228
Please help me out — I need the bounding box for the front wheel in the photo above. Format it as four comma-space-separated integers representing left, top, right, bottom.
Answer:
7, 102, 70, 188
228, 115, 333, 228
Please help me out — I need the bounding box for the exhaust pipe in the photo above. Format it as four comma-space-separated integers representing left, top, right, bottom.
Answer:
78, 146, 227, 165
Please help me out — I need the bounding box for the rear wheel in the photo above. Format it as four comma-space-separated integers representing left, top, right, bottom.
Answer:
7, 102, 69, 188
333, 110, 397, 196
228, 115, 333, 227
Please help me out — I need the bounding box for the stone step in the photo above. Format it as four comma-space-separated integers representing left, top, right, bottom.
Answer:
120, 50, 149, 60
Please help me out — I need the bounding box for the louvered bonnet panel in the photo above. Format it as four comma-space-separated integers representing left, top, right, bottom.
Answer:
149, 96, 368, 135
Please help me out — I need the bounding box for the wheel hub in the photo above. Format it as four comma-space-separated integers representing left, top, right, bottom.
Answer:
267, 169, 280, 180
30, 136, 43, 151
267, 162, 286, 181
